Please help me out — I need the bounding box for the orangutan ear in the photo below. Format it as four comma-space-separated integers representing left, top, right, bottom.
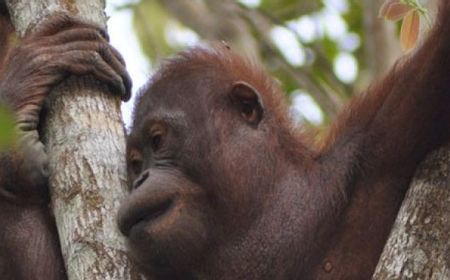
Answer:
230, 81, 264, 126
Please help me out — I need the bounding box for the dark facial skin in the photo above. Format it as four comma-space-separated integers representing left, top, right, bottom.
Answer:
119, 1, 450, 279
0, 5, 131, 279
1, 0, 449, 279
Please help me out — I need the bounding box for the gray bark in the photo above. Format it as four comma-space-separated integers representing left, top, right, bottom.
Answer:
5, 1, 141, 279
372, 145, 450, 279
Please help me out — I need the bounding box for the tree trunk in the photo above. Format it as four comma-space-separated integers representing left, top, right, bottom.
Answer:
5, 1, 141, 279
372, 145, 450, 279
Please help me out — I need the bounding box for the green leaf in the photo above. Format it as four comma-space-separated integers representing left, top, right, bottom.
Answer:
132, 1, 175, 63
260, 0, 321, 21
0, 105, 16, 150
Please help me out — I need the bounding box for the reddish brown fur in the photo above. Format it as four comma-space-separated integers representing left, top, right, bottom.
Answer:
121, 1, 450, 279
0, 0, 448, 278
133, 44, 314, 160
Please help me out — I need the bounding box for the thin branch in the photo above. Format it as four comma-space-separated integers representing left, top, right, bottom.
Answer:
232, 1, 342, 119
236, 1, 352, 101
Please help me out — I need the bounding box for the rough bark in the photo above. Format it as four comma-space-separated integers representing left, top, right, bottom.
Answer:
5, 1, 141, 279
372, 145, 450, 279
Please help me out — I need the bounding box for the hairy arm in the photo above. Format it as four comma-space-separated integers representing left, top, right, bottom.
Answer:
324, 1, 450, 182
309, 4, 450, 278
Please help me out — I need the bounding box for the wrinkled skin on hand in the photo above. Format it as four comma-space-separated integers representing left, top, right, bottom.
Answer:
0, 14, 131, 201
0, 13, 131, 280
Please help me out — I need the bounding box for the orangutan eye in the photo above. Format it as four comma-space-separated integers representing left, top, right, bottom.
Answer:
149, 123, 167, 151
151, 132, 162, 151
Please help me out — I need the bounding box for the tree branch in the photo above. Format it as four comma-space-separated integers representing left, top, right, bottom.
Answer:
5, 1, 141, 279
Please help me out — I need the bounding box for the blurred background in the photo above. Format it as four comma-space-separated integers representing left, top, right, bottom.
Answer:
4, 0, 435, 147
105, 0, 410, 136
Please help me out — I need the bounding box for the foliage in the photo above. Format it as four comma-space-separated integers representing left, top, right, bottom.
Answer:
259, 0, 321, 20
0, 104, 15, 150
132, 1, 175, 62
380, 0, 430, 51
121, 0, 414, 129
